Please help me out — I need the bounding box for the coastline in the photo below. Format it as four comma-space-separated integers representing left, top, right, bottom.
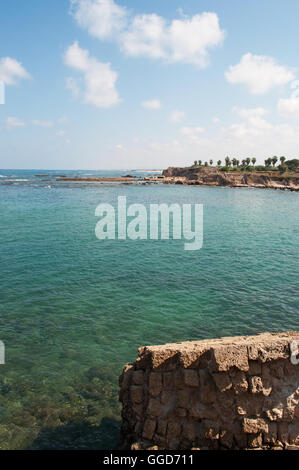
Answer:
161, 166, 299, 192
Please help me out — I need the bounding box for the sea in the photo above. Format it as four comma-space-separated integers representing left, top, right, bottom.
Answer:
0, 169, 298, 449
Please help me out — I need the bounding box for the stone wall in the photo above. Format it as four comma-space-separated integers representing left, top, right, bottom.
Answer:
119, 332, 299, 450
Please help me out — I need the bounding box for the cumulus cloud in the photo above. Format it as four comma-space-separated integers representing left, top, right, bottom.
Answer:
170, 110, 185, 123
64, 41, 121, 107
70, 0, 225, 67
0, 57, 30, 85
232, 106, 268, 119
224, 106, 296, 144
278, 97, 299, 118
225, 53, 294, 94
70, 0, 127, 39
6, 117, 26, 129
180, 126, 205, 142
141, 99, 161, 109
122, 12, 225, 67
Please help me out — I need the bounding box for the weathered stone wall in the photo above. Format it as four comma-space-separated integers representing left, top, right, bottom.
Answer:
119, 332, 299, 450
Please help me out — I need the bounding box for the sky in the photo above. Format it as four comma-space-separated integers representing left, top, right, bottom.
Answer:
1, 0, 299, 169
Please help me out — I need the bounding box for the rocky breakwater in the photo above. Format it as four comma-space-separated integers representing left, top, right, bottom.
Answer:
162, 167, 299, 191
119, 332, 299, 450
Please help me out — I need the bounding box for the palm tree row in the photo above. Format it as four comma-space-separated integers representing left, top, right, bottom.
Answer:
193, 156, 286, 168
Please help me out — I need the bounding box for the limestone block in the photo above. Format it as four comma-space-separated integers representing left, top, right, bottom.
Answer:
243, 418, 269, 434
130, 385, 143, 404
183, 369, 199, 387
149, 373, 163, 397
143, 419, 156, 440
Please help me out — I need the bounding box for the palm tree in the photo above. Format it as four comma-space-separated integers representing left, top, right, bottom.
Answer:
193, 160, 198, 166
252, 157, 256, 166
209, 159, 213, 166
236, 160, 240, 167
272, 156, 278, 167
204, 161, 208, 167
217, 160, 222, 166
198, 160, 202, 166
280, 156, 286, 164
246, 157, 251, 166
265, 158, 271, 167
232, 158, 237, 167
225, 156, 231, 167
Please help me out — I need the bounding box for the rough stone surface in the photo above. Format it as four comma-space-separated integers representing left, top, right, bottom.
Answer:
119, 332, 299, 450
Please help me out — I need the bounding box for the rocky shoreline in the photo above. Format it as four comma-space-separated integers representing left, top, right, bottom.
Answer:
161, 167, 299, 191
53, 167, 299, 191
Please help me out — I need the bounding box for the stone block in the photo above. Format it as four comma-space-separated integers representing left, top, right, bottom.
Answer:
130, 385, 143, 404
147, 398, 162, 417
143, 419, 156, 440
212, 372, 232, 392
149, 373, 163, 397
211, 344, 249, 372
183, 369, 199, 387
198, 369, 217, 404
247, 433, 263, 448
249, 375, 272, 396
176, 389, 191, 408
243, 418, 268, 434
132, 370, 144, 385
230, 370, 248, 394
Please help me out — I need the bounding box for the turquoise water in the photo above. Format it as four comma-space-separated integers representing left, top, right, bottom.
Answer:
0, 170, 298, 449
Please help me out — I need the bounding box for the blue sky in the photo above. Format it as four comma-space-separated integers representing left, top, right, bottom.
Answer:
1, 0, 299, 169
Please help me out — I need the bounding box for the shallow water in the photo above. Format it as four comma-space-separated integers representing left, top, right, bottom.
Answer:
0, 170, 298, 449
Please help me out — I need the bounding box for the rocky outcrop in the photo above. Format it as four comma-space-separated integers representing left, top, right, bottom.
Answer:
119, 332, 299, 450
162, 167, 299, 191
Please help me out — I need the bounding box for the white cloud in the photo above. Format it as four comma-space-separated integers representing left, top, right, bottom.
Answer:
232, 106, 268, 119
64, 41, 121, 107
70, 0, 127, 39
180, 126, 205, 142
141, 99, 161, 109
122, 12, 225, 67
278, 97, 299, 118
225, 53, 294, 94
224, 107, 297, 145
32, 120, 54, 128
6, 117, 26, 129
70, 0, 225, 67
0, 57, 30, 85
213, 117, 220, 123
170, 110, 185, 123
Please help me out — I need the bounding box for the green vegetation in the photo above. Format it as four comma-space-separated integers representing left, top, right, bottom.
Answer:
191, 156, 299, 174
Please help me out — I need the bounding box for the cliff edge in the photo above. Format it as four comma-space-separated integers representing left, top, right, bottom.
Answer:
162, 167, 299, 191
